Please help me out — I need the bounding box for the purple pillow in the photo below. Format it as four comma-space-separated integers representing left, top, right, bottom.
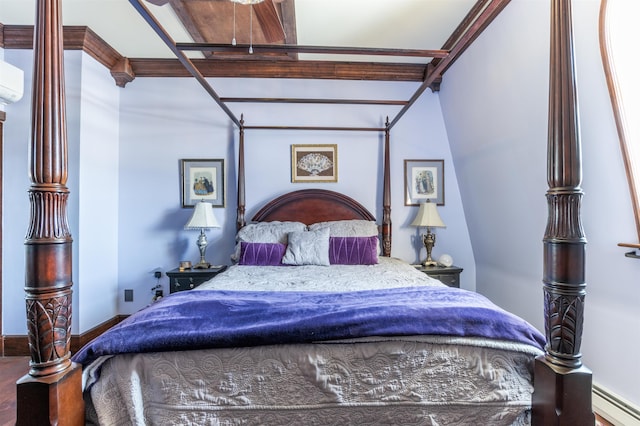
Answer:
239, 242, 286, 266
329, 236, 379, 265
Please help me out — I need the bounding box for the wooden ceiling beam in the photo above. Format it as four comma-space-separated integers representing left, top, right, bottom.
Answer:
254, 0, 286, 43
128, 58, 427, 81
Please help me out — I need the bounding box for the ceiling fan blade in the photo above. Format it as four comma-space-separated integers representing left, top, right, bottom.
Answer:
253, 0, 286, 43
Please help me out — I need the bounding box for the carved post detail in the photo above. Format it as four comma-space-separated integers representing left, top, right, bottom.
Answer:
532, 0, 594, 424
381, 117, 392, 256
236, 115, 246, 230
26, 0, 72, 379
16, 0, 84, 423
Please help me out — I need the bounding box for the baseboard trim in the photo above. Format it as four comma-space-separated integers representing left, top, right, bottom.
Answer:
593, 383, 640, 426
2, 315, 128, 357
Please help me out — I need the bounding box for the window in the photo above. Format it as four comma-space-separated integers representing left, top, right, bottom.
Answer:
600, 0, 640, 250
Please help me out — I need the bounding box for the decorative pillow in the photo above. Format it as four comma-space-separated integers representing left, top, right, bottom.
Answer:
308, 220, 378, 237
281, 228, 331, 266
329, 236, 379, 265
232, 221, 307, 262
239, 242, 286, 266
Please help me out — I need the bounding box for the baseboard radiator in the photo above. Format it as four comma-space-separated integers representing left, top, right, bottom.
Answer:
593, 383, 640, 426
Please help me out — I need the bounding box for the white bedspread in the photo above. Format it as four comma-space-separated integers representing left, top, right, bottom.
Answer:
197, 256, 445, 292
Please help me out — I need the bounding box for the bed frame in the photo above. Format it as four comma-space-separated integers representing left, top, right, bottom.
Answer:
15, 0, 594, 424
251, 189, 377, 225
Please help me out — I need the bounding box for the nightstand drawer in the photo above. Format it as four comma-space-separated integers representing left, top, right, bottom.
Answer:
166, 266, 227, 293
170, 276, 201, 293
414, 264, 463, 288
426, 273, 460, 288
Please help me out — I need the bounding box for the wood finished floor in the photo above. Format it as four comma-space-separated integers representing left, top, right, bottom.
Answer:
0, 357, 29, 426
0, 356, 616, 426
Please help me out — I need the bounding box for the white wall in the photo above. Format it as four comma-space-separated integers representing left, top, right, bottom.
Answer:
1, 49, 32, 335
440, 0, 640, 408
116, 76, 475, 314
76, 52, 120, 332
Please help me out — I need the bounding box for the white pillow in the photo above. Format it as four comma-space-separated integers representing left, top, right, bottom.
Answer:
232, 221, 307, 262
308, 219, 378, 237
281, 228, 331, 266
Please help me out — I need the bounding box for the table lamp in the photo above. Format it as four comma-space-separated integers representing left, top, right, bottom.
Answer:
410, 200, 446, 267
185, 201, 220, 269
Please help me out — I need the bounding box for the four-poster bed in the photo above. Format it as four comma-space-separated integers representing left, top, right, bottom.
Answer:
15, 0, 594, 424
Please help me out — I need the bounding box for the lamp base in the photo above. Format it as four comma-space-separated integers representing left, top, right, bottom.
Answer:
421, 230, 438, 269
193, 260, 211, 269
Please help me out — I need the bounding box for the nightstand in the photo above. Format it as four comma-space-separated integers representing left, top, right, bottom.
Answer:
166, 265, 227, 293
414, 264, 463, 288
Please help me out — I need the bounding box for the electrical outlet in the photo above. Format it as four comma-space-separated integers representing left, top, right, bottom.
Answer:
124, 289, 133, 302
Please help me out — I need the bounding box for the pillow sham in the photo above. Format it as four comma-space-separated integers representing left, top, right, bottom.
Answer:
308, 219, 378, 237
238, 242, 287, 266
232, 221, 307, 262
281, 228, 331, 266
329, 236, 379, 265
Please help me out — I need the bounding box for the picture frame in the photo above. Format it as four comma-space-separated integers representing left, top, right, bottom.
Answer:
291, 144, 338, 183
404, 159, 444, 206
181, 159, 225, 208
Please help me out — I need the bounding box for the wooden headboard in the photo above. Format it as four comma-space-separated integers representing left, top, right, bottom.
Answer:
252, 189, 376, 224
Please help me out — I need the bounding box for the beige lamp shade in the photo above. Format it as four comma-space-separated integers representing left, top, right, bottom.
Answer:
410, 201, 445, 228
185, 201, 220, 229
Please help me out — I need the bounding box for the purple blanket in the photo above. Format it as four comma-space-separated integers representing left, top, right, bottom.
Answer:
73, 286, 545, 366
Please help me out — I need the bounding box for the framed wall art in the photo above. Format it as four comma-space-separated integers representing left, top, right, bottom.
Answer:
291, 144, 338, 183
404, 159, 444, 206
181, 159, 225, 208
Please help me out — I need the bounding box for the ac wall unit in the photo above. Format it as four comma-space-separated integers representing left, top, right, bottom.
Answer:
0, 60, 24, 105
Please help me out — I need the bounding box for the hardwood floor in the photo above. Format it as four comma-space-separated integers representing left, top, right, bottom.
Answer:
0, 355, 617, 426
0, 357, 29, 426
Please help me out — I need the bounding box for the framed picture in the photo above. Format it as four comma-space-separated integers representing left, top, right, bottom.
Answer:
291, 144, 338, 183
181, 159, 225, 208
404, 159, 444, 206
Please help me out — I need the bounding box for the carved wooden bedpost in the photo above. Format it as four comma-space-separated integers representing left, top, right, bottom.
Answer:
382, 117, 392, 256
15, 0, 84, 424
237, 115, 246, 230
532, 0, 594, 424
